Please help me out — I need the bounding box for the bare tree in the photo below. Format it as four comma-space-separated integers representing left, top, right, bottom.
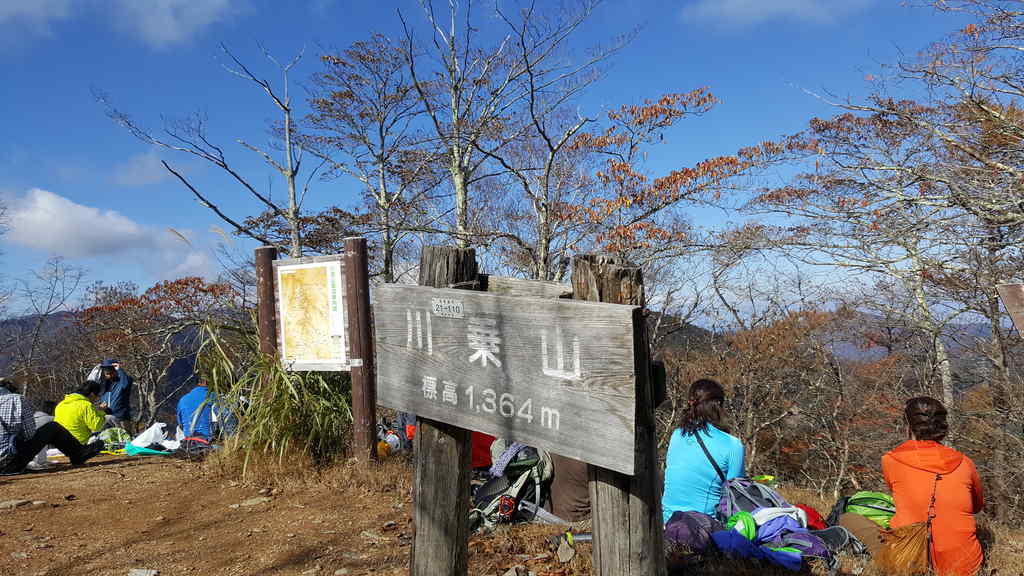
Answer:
398, 0, 617, 249
749, 107, 962, 409
307, 34, 439, 282
0, 258, 85, 400
97, 44, 318, 257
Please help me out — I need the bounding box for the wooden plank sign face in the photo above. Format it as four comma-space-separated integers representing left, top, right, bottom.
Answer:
481, 275, 572, 299
273, 255, 350, 371
997, 283, 1024, 333
374, 284, 639, 474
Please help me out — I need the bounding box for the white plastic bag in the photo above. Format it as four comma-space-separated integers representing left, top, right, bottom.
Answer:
131, 422, 167, 447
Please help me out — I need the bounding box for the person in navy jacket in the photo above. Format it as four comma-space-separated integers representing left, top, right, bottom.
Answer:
96, 359, 133, 431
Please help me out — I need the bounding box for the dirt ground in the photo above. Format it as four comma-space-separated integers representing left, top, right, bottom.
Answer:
0, 454, 589, 576
2, 454, 1021, 576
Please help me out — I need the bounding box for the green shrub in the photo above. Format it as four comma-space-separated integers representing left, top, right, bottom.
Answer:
195, 321, 352, 474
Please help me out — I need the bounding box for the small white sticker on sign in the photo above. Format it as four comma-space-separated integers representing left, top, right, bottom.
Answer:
431, 298, 465, 318
349, 358, 363, 367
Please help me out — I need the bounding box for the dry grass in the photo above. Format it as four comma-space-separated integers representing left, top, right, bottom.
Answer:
198, 455, 1024, 575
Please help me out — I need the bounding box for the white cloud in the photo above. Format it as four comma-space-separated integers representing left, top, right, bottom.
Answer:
4, 188, 213, 279
682, 0, 875, 28
112, 151, 170, 188
0, 0, 72, 31
7, 188, 148, 258
0, 0, 236, 50
111, 0, 234, 49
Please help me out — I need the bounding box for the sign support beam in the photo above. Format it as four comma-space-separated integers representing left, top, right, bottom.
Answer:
345, 236, 377, 462
572, 253, 665, 576
411, 245, 478, 576
255, 245, 279, 356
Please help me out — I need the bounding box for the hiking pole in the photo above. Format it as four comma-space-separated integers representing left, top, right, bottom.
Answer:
566, 532, 592, 544
547, 531, 593, 547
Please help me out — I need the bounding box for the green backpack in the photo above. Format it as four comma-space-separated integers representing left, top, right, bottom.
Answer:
97, 427, 132, 450
845, 491, 896, 529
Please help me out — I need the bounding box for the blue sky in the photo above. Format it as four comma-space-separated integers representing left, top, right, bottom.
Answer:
0, 0, 969, 299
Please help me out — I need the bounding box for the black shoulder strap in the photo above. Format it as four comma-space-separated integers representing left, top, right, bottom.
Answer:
693, 429, 727, 483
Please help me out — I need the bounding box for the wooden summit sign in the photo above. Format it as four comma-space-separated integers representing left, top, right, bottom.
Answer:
997, 283, 1024, 333
273, 254, 350, 371
375, 283, 639, 474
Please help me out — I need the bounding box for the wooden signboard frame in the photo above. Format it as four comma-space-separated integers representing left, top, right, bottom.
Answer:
375, 284, 639, 475
258, 239, 376, 462
273, 254, 350, 372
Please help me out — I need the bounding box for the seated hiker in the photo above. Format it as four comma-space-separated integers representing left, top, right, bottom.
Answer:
97, 356, 133, 428
549, 452, 591, 523
55, 381, 108, 445
176, 378, 228, 442
89, 359, 133, 431
882, 397, 984, 576
662, 378, 745, 523
0, 379, 103, 474
2, 379, 61, 471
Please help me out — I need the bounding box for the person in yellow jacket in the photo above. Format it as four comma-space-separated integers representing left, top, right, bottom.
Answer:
54, 381, 107, 445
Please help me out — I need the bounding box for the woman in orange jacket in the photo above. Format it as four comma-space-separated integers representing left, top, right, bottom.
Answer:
882, 397, 984, 576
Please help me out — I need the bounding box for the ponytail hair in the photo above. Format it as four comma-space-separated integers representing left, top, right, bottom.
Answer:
905, 396, 948, 442
679, 378, 726, 435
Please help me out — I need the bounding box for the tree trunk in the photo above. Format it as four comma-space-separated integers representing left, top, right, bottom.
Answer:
907, 258, 954, 409
283, 104, 301, 258
451, 156, 469, 249
381, 205, 395, 284
983, 235, 1012, 522
537, 206, 551, 281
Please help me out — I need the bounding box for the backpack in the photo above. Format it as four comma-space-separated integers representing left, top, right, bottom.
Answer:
795, 504, 826, 530
665, 511, 724, 555
828, 491, 896, 529
692, 431, 789, 519
772, 530, 831, 559
875, 474, 941, 576
753, 507, 808, 543
97, 427, 131, 450
468, 444, 552, 532
178, 437, 214, 460
718, 478, 790, 519
810, 525, 866, 556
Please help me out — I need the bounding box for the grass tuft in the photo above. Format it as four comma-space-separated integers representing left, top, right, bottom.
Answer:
195, 320, 353, 478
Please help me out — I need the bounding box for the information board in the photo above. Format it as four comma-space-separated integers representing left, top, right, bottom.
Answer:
273, 255, 349, 371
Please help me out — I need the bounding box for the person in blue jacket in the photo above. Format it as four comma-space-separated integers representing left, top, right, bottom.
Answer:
662, 378, 745, 523
96, 359, 132, 430
176, 378, 232, 441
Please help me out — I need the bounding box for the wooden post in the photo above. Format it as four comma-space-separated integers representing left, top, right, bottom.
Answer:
344, 237, 377, 462
411, 245, 478, 576
571, 254, 665, 576
255, 245, 279, 356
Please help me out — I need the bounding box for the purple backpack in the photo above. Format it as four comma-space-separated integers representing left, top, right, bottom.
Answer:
772, 529, 831, 559
755, 512, 803, 545
664, 511, 725, 554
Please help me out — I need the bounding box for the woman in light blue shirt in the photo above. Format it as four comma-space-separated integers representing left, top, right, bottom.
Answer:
662, 378, 745, 523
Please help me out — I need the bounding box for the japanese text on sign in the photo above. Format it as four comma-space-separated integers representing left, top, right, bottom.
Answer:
374, 285, 639, 474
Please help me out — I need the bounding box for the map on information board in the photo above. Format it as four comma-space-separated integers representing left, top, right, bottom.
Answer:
275, 256, 348, 371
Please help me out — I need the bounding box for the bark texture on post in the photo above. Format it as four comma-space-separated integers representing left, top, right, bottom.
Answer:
344, 237, 377, 462
411, 245, 478, 576
255, 246, 279, 356
571, 253, 665, 576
